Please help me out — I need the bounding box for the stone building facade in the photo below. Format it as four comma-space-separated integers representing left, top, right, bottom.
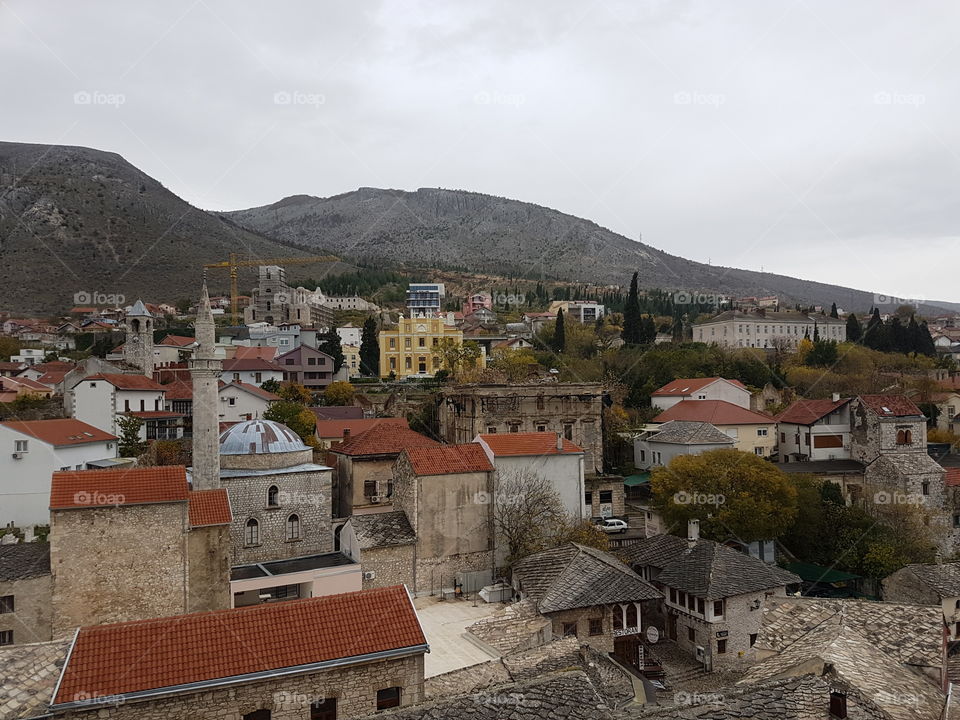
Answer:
584, 475, 625, 519
339, 511, 416, 591
438, 383, 606, 473
0, 543, 52, 646
121, 299, 154, 376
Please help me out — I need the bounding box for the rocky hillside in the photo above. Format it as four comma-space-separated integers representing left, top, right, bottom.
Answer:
225, 187, 949, 313
0, 142, 346, 314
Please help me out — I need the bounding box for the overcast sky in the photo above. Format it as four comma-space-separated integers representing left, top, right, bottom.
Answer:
2, 1, 958, 302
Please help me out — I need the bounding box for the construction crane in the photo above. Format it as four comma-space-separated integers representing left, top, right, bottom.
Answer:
203, 253, 340, 323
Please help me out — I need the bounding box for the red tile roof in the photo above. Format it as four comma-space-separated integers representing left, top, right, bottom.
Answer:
125, 411, 184, 419
158, 335, 196, 347
85, 373, 165, 391
223, 380, 281, 401
36, 371, 68, 386
53, 585, 426, 703
50, 466, 189, 510
478, 432, 583, 456
1, 376, 52, 392
858, 395, 925, 418
315, 416, 407, 439
232, 346, 279, 361
0, 419, 116, 447
405, 443, 494, 475
776, 397, 851, 425
161, 380, 194, 400
331, 423, 440, 457
653, 400, 774, 425
221, 357, 283, 372
652, 377, 747, 396
944, 468, 960, 487
188, 489, 232, 527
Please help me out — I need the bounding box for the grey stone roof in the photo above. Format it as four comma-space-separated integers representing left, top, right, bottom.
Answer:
636, 673, 833, 720
219, 419, 309, 455
513, 543, 661, 613
871, 452, 946, 476
124, 299, 152, 317
0, 543, 50, 581
619, 533, 691, 570
646, 420, 735, 446
628, 535, 800, 599
466, 599, 551, 655
0, 640, 71, 720
740, 624, 945, 720
350, 511, 416, 549
898, 562, 960, 598
378, 670, 616, 720
756, 597, 943, 669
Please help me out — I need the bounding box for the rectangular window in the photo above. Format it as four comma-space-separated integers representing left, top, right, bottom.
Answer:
14, 440, 28, 452
389, 338, 396, 348
486, 426, 497, 434
0, 595, 13, 613
749, 633, 758, 647
310, 698, 337, 720
687, 627, 696, 643
376, 687, 401, 710
0, 630, 11, 646
563, 424, 573, 441
757, 428, 768, 436
228, 397, 236, 406
830, 692, 848, 719
755, 447, 764, 455
713, 600, 724, 617
780, 432, 786, 443
562, 621, 577, 637
537, 424, 546, 432
589, 618, 603, 636
307, 357, 316, 365
418, 337, 425, 347
697, 598, 704, 615
670, 588, 677, 603
584, 491, 593, 506
717, 639, 727, 654
599, 490, 613, 504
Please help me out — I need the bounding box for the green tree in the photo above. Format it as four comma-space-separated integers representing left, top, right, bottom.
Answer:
552, 308, 566, 353
846, 313, 862, 343
359, 317, 380, 376
830, 302, 839, 318
650, 449, 799, 542
260, 378, 281, 394
0, 337, 20, 361
264, 400, 317, 444
324, 381, 355, 406
319, 326, 345, 372
278, 382, 313, 404
813, 322, 820, 342
622, 271, 641, 344
805, 340, 838, 367
117, 415, 146, 458
432, 338, 483, 378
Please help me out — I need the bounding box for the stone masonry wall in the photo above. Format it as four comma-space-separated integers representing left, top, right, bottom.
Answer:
414, 550, 495, 596
0, 573, 52, 645
361, 544, 415, 591
882, 568, 941, 605
59, 654, 425, 720
50, 504, 188, 638
186, 524, 231, 613
546, 606, 615, 654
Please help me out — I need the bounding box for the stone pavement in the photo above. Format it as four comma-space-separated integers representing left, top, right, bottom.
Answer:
414, 596, 501, 677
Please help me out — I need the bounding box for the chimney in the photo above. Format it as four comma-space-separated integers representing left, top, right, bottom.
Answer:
832, 392, 840, 402
343, 428, 351, 439
688, 519, 700, 548
556, 432, 563, 452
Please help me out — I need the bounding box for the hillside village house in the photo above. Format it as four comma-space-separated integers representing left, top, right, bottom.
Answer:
548, 300, 605, 324
0, 419, 118, 527
652, 400, 777, 458
692, 309, 846, 349
342, 342, 361, 376
633, 420, 736, 470
651, 377, 751, 411
277, 344, 335, 391
71, 373, 183, 441
379, 316, 480, 379
217, 380, 279, 423
776, 395, 853, 462
314, 417, 408, 449
0, 375, 54, 403
220, 356, 284, 387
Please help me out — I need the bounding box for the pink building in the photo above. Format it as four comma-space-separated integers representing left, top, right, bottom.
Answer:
462, 292, 493, 315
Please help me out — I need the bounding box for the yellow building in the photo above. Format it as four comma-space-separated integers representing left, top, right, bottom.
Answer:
379, 317, 482, 378
342, 343, 361, 376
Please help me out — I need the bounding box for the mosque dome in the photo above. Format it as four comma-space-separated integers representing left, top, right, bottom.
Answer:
219, 419, 309, 456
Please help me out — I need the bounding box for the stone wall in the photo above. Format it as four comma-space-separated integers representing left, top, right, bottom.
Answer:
584, 477, 625, 518
414, 550, 495, 596
50, 503, 189, 637
333, 454, 397, 518
361, 544, 415, 591
59, 653, 425, 720
220, 448, 315, 470
545, 606, 614, 654
224, 467, 332, 565
186, 524, 231, 613
0, 573, 52, 645
882, 568, 940, 605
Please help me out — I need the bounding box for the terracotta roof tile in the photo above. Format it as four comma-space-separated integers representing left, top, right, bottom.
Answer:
653, 400, 774, 425
405, 443, 494, 475
53, 585, 426, 703
776, 397, 851, 424
84, 373, 165, 391
478, 432, 582, 456
158, 335, 196, 347
331, 423, 440, 457
161, 380, 194, 400
232, 346, 279, 361
50, 466, 189, 510
221, 357, 283, 372
858, 394, 924, 417
222, 380, 280, 401
0, 418, 116, 447
652, 377, 747, 396
188, 489, 232, 527
314, 416, 407, 439
945, 468, 960, 487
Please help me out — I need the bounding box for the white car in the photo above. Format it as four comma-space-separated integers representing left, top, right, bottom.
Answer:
598, 518, 628, 534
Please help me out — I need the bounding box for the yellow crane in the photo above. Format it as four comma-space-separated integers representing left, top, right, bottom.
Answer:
203, 253, 340, 323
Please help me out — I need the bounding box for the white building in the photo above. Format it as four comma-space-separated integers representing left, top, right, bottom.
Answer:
218, 381, 280, 423
71, 373, 181, 441
220, 358, 284, 387
633, 421, 736, 470
692, 310, 846, 349
475, 432, 586, 520
548, 300, 605, 324
10, 349, 45, 366
776, 395, 853, 462
0, 418, 118, 526
337, 324, 362, 347
651, 377, 751, 411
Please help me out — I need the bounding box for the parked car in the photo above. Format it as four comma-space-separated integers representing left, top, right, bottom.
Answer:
596, 518, 628, 534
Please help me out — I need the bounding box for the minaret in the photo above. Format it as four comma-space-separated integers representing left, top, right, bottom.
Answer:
190, 281, 222, 490
123, 299, 154, 376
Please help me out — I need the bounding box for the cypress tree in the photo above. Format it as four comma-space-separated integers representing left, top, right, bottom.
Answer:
359, 317, 380, 376
864, 308, 884, 350
553, 308, 566, 353
813, 322, 820, 342
846, 313, 862, 342
830, 302, 838, 318
320, 325, 345, 372
622, 271, 641, 344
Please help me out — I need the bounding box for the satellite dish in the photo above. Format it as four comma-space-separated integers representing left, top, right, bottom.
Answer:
646, 626, 660, 644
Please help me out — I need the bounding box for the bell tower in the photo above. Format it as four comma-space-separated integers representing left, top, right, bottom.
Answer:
123, 299, 154, 376
190, 282, 223, 490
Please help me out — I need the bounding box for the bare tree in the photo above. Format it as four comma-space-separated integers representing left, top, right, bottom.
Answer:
494, 468, 567, 570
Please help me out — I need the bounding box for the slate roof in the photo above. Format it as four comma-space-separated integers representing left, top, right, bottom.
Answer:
756, 597, 942, 669
379, 670, 616, 720
645, 420, 735, 445
405, 443, 494, 475
512, 543, 660, 613
896, 563, 960, 598
776, 397, 851, 424
0, 543, 51, 581
872, 452, 945, 477
653, 399, 774, 425
740, 624, 945, 720
618, 533, 692, 570
349, 511, 417, 549
652, 377, 747, 396
0, 640, 71, 720
858, 394, 925, 418
632, 536, 800, 599
53, 586, 426, 704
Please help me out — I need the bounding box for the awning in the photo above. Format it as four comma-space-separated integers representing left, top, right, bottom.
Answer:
623, 473, 651, 487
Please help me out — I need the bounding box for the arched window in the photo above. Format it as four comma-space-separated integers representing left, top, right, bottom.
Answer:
286, 514, 301, 541
626, 603, 638, 628
905, 429, 913, 444
267, 486, 279, 507
245, 519, 260, 546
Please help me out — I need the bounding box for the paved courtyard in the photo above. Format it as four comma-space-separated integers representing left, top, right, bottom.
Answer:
414, 596, 502, 677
